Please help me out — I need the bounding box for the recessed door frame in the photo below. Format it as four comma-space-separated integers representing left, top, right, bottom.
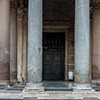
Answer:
43, 22, 71, 81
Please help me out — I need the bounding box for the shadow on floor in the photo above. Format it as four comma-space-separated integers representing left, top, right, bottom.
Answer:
43, 81, 73, 91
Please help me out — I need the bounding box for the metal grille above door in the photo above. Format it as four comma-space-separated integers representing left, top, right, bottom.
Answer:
43, 33, 65, 47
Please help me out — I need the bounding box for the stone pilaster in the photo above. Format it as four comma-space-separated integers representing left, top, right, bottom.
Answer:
22, 8, 28, 82
10, 0, 17, 83
74, 0, 91, 89
17, 0, 24, 83
92, 0, 100, 80
0, 0, 10, 83
65, 30, 68, 81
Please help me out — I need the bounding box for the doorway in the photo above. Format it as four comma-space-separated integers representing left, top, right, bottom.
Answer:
43, 32, 65, 81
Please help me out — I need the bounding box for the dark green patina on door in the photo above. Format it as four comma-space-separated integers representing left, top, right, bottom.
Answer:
43, 32, 65, 81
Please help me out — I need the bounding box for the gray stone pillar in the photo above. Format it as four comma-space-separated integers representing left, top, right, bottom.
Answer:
0, 0, 10, 83
10, 0, 17, 83
75, 0, 90, 84
28, 0, 42, 83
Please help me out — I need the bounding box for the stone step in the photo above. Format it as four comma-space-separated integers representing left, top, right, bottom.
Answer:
84, 97, 98, 100
0, 97, 99, 100
0, 99, 23, 100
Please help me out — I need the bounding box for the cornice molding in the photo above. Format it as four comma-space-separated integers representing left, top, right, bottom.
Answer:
23, 8, 28, 21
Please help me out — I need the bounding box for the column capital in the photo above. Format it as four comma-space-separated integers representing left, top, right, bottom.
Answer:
92, 0, 100, 10
23, 8, 28, 23
17, 0, 24, 11
17, 0, 25, 19
17, 10, 23, 20
23, 8, 28, 17
11, 0, 18, 9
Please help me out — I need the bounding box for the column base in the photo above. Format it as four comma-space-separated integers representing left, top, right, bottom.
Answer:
73, 83, 95, 91
10, 79, 17, 84
23, 82, 44, 92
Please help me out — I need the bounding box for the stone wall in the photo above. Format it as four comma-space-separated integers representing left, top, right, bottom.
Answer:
68, 26, 74, 72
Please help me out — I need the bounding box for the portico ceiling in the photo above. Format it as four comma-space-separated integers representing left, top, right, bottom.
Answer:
16, 0, 95, 22
20, 0, 75, 22
43, 0, 75, 22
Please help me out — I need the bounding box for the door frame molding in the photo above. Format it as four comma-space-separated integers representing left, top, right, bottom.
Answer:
43, 22, 71, 81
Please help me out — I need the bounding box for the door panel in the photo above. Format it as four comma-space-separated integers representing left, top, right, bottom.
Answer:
52, 52, 62, 80
43, 52, 52, 80
43, 50, 64, 81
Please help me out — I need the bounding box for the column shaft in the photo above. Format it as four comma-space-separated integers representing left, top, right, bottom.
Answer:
10, 5, 17, 83
28, 0, 42, 83
0, 0, 10, 82
75, 0, 90, 83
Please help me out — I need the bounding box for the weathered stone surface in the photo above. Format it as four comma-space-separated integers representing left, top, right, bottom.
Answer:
92, 10, 100, 79
84, 97, 98, 100
10, 5, 17, 83
73, 83, 93, 91
0, 99, 22, 100
17, 10, 23, 83
0, 63, 9, 80
68, 27, 74, 74
22, 9, 28, 82
75, 0, 90, 83
65, 31, 68, 81
23, 83, 44, 92
28, 0, 42, 83
24, 97, 37, 100
0, 0, 10, 81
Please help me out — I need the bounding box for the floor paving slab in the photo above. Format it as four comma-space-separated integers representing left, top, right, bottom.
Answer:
24, 97, 37, 100
84, 97, 98, 100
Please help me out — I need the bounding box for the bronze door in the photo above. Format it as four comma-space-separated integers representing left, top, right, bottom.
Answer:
43, 32, 65, 81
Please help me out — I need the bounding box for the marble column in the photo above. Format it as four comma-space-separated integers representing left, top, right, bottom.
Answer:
28, 0, 42, 83
10, 0, 17, 83
0, 0, 10, 83
75, 0, 90, 84
92, 4, 100, 79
